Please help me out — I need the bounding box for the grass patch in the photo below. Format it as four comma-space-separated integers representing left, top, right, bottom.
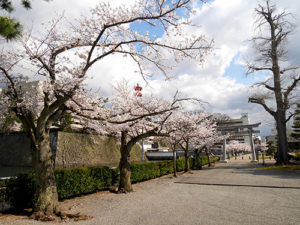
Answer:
262, 165, 300, 171
258, 154, 273, 159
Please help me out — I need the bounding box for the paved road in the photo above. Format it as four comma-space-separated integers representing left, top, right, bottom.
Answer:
1, 155, 300, 225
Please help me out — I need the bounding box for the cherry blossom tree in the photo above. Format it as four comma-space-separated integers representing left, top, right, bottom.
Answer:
177, 112, 211, 172
226, 140, 251, 156
0, 1, 212, 218
163, 112, 199, 173
163, 111, 221, 173
163, 112, 184, 177
79, 83, 181, 192
190, 116, 225, 169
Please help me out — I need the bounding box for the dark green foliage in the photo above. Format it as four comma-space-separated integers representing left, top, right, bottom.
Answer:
0, 0, 45, 12
5, 166, 117, 209
176, 158, 185, 171
0, 0, 50, 40
55, 166, 118, 200
158, 160, 173, 176
188, 155, 219, 169
0, 109, 22, 132
130, 156, 220, 183
21, 0, 31, 9
130, 162, 160, 183
291, 104, 300, 139
0, 179, 7, 203
266, 141, 277, 156
0, 16, 22, 40
59, 113, 73, 131
4, 156, 220, 210
0, 0, 14, 12
5, 172, 36, 210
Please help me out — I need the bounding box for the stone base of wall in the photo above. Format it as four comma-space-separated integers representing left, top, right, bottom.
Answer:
0, 132, 142, 168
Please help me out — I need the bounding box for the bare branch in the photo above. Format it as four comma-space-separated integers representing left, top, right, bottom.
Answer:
248, 96, 276, 118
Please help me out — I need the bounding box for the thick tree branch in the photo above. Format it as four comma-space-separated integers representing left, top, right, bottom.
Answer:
248, 97, 276, 118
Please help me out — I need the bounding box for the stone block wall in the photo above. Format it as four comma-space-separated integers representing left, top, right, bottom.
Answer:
0, 133, 32, 167
0, 132, 142, 168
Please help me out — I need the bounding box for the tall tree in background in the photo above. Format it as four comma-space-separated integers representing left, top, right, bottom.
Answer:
247, 0, 300, 164
291, 103, 300, 140
0, 0, 50, 40
0, 0, 212, 219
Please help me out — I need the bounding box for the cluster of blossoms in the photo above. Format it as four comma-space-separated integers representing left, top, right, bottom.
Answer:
226, 140, 251, 153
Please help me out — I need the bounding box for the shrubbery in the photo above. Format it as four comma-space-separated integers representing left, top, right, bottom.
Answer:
5, 172, 37, 210
0, 179, 8, 204
4, 156, 219, 210
55, 166, 119, 199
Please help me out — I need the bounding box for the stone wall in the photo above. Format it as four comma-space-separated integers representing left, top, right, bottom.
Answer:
0, 133, 32, 167
0, 132, 142, 168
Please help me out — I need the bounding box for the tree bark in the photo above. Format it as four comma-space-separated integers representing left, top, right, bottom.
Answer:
205, 148, 211, 167
276, 113, 289, 164
118, 131, 133, 193
32, 131, 58, 219
195, 150, 202, 170
184, 139, 190, 172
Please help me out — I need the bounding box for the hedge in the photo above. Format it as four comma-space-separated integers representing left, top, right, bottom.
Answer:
3, 156, 219, 210
5, 172, 37, 210
0, 179, 8, 204
130, 158, 187, 183
55, 166, 119, 199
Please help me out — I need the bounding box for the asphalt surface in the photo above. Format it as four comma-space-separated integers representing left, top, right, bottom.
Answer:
1, 155, 300, 225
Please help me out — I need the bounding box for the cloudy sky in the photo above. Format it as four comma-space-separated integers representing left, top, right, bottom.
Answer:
3, 0, 300, 136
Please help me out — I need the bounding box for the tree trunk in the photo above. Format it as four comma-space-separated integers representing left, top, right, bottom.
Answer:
32, 132, 58, 220
118, 131, 133, 192
195, 151, 202, 170
276, 114, 289, 164
173, 147, 177, 177
205, 148, 211, 167
270, 17, 289, 165
184, 140, 190, 172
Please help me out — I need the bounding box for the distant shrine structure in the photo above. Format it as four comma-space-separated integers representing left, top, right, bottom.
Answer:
217, 113, 261, 162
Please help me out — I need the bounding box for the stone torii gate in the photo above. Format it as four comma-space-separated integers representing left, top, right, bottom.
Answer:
217, 122, 261, 162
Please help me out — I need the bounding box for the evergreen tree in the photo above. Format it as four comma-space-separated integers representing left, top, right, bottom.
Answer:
291, 104, 300, 140
0, 0, 49, 40
0, 16, 22, 40
266, 141, 277, 156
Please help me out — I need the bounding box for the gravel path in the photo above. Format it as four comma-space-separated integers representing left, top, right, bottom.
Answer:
1, 155, 300, 225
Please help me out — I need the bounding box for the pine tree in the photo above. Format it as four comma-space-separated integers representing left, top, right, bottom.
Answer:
0, 0, 49, 40
291, 104, 300, 140
0, 16, 22, 41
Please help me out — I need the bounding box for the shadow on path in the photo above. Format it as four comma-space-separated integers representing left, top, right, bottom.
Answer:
177, 155, 300, 188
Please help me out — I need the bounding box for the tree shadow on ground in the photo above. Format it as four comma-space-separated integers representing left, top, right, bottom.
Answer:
210, 160, 300, 181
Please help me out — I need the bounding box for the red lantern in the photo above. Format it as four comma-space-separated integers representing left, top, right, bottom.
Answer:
135, 83, 142, 91
134, 83, 142, 97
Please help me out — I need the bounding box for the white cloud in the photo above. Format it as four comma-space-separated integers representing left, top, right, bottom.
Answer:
84, 53, 144, 97
141, 0, 300, 136
3, 0, 300, 136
